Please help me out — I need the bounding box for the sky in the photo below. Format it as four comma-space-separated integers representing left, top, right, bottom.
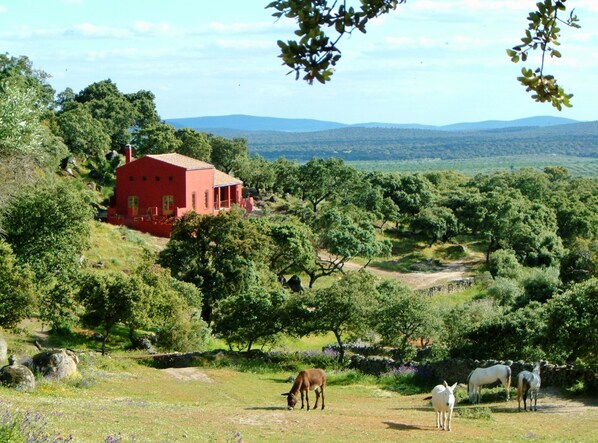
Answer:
1, 0, 597, 126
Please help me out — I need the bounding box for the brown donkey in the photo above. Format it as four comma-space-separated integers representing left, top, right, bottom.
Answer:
282, 369, 326, 410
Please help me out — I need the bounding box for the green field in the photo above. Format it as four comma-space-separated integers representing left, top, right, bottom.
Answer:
348, 155, 598, 177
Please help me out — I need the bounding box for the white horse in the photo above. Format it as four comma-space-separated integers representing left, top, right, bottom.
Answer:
467, 364, 512, 404
431, 381, 457, 432
517, 363, 541, 412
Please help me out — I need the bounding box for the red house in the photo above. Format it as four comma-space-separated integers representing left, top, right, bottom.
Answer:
107, 146, 252, 237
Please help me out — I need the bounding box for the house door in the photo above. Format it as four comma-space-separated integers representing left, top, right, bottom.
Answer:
163, 195, 174, 216
128, 196, 139, 216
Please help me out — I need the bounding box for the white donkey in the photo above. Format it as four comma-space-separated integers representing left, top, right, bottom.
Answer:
431, 381, 457, 431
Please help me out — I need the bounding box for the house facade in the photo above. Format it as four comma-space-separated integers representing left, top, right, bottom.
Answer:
107, 146, 250, 237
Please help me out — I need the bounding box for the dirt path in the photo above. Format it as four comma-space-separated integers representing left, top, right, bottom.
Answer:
344, 255, 482, 290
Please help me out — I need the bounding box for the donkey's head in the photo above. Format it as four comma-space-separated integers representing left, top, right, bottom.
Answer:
443, 381, 458, 407
282, 392, 297, 410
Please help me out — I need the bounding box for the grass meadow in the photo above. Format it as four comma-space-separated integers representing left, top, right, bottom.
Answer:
2, 353, 598, 442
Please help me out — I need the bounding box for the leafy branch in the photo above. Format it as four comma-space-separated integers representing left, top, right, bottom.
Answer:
507, 0, 580, 110
267, 0, 405, 84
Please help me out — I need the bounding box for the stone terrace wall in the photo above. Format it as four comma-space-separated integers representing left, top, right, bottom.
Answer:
348, 355, 597, 389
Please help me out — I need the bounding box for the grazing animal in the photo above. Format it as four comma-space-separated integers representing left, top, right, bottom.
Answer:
467, 364, 512, 404
517, 363, 541, 412
282, 369, 326, 411
431, 381, 457, 432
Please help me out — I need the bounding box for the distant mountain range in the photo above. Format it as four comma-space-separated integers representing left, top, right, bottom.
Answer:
165, 114, 597, 162
166, 114, 582, 133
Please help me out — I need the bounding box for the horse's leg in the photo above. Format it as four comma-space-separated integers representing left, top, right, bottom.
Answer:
305, 389, 310, 411
523, 389, 528, 412
436, 411, 441, 429
300, 390, 305, 409
503, 376, 511, 401
321, 385, 325, 410
447, 408, 453, 432
533, 390, 538, 411
313, 387, 320, 409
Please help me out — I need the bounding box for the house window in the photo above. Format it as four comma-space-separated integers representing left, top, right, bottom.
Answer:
128, 196, 139, 216
129, 176, 134, 181
163, 195, 174, 216
192, 192, 196, 211
155, 176, 160, 182
142, 176, 147, 181
168, 176, 173, 182
204, 191, 209, 209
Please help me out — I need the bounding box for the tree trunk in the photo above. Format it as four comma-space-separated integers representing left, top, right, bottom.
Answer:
486, 236, 495, 263
334, 331, 345, 363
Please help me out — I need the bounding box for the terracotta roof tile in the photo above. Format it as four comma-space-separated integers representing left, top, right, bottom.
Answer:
146, 153, 214, 170
214, 170, 242, 186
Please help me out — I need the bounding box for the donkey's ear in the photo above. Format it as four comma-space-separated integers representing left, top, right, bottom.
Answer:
450, 382, 458, 391
443, 380, 448, 387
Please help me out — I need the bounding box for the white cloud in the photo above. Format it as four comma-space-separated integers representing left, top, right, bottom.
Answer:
72, 23, 132, 38
208, 21, 276, 34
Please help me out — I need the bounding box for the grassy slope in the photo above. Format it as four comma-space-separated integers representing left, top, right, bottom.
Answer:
84, 221, 168, 272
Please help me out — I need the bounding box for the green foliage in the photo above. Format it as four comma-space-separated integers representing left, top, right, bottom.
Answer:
267, 0, 403, 84
257, 216, 315, 278
458, 302, 547, 361
209, 135, 248, 174
507, 0, 580, 109
518, 266, 561, 306
544, 278, 598, 364
0, 239, 36, 329
299, 271, 380, 362
374, 280, 438, 362
175, 128, 212, 161
560, 239, 597, 284
159, 208, 270, 323
488, 249, 523, 279
213, 282, 288, 351
306, 205, 391, 286
131, 122, 182, 156
486, 277, 524, 307
411, 206, 460, 245
56, 104, 111, 158
78, 271, 144, 354
236, 154, 277, 195
295, 157, 359, 212
440, 299, 502, 357
1, 179, 93, 281
74, 79, 137, 149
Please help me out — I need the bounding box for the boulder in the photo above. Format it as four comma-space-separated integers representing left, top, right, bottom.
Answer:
0, 358, 36, 391
30, 349, 79, 381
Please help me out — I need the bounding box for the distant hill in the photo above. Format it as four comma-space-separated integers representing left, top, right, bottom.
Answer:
165, 114, 596, 162
167, 114, 346, 132
165, 114, 581, 133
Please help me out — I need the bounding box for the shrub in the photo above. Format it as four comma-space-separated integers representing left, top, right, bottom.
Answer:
488, 249, 522, 279
486, 277, 523, 306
